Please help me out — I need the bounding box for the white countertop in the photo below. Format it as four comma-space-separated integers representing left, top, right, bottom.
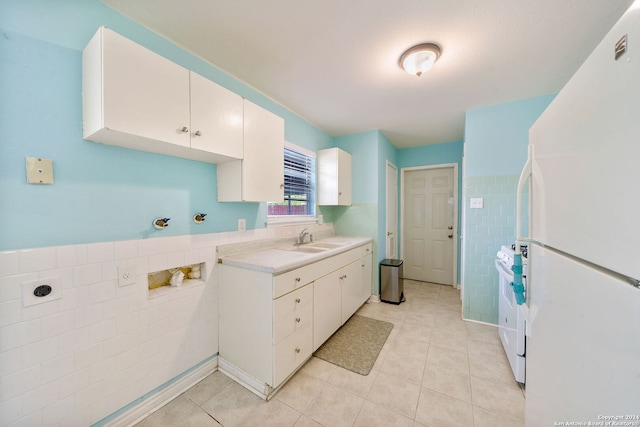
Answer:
219, 236, 373, 275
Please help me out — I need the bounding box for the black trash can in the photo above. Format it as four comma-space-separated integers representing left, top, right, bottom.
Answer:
380, 259, 405, 304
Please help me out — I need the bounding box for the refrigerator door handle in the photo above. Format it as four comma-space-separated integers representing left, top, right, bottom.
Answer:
516, 144, 533, 248
516, 144, 533, 330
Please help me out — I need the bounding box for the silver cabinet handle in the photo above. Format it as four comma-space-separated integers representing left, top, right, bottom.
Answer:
295, 298, 301, 303
194, 130, 202, 136
295, 277, 301, 282
295, 317, 301, 323
295, 348, 301, 354
181, 126, 189, 133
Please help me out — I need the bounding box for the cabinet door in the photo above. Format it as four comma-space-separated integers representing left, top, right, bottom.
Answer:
360, 253, 373, 303
340, 260, 363, 323
337, 148, 352, 205
313, 270, 342, 351
189, 72, 243, 159
242, 100, 284, 202
317, 148, 352, 206
101, 27, 190, 147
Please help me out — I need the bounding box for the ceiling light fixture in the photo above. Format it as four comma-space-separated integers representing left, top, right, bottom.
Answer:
399, 43, 441, 76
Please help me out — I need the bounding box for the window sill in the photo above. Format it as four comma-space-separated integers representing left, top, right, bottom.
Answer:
267, 216, 318, 227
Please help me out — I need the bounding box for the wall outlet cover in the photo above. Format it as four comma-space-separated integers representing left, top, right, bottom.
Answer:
22, 277, 61, 307
238, 218, 246, 232
26, 157, 54, 184
118, 264, 137, 287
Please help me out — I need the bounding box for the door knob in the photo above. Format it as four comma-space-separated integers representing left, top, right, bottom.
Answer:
448, 226, 453, 230
448, 234, 453, 238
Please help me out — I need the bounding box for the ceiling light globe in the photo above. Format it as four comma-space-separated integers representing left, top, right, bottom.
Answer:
399, 43, 441, 76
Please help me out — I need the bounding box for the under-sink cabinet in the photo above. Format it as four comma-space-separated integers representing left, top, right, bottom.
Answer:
218, 241, 372, 399
83, 26, 244, 163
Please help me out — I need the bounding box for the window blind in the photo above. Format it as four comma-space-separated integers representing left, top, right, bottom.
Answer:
268, 146, 315, 216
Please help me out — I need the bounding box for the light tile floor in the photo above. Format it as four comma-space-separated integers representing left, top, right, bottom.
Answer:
135, 280, 525, 427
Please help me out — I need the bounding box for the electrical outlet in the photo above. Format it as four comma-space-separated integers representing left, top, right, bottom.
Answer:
118, 264, 137, 287
22, 277, 61, 307
238, 218, 246, 232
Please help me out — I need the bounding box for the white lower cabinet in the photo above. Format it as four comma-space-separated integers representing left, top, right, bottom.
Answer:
313, 269, 342, 351
219, 241, 373, 399
360, 248, 373, 302
340, 260, 364, 325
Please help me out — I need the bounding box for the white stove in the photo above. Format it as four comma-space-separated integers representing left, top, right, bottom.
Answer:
495, 244, 527, 384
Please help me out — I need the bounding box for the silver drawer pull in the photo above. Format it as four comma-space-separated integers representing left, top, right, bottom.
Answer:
295, 317, 301, 323
295, 298, 301, 303
295, 277, 301, 282
181, 126, 189, 133
295, 347, 301, 354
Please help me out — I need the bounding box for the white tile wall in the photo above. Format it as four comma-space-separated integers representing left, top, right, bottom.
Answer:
0, 223, 334, 426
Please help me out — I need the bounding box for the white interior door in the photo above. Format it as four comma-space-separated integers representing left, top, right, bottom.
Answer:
386, 161, 398, 259
403, 167, 454, 285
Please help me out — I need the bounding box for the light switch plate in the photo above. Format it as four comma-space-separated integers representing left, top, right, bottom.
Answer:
26, 157, 54, 184
470, 198, 484, 209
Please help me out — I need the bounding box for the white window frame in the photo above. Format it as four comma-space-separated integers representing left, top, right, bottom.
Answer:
267, 142, 318, 227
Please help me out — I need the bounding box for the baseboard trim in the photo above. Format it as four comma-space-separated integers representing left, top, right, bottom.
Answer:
462, 318, 498, 327
99, 356, 218, 427
217, 357, 273, 400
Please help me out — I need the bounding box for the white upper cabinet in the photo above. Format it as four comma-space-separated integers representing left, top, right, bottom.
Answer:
189, 71, 243, 159
82, 26, 243, 163
217, 99, 285, 202
317, 147, 352, 206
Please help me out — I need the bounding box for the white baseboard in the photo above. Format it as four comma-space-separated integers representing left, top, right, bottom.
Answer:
369, 295, 381, 303
217, 357, 273, 400
462, 318, 498, 327
102, 357, 218, 427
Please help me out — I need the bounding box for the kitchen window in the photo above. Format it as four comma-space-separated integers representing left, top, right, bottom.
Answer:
267, 143, 316, 224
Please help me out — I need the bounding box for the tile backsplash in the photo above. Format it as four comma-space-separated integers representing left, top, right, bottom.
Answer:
463, 174, 526, 324
0, 223, 333, 426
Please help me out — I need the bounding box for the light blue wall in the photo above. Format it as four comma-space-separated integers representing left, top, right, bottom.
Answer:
462, 95, 554, 323
0, 0, 332, 251
465, 94, 555, 177
397, 140, 464, 281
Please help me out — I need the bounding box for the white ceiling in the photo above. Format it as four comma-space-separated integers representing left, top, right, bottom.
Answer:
102, 0, 634, 148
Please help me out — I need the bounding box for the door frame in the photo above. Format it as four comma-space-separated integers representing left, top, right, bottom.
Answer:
400, 163, 459, 286
385, 160, 398, 259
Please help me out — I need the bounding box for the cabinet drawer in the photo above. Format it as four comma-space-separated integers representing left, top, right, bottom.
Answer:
361, 243, 372, 257
273, 283, 313, 316
273, 265, 317, 298
273, 325, 312, 387
274, 301, 312, 344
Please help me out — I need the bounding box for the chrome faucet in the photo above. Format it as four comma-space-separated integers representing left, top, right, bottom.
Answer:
297, 228, 310, 245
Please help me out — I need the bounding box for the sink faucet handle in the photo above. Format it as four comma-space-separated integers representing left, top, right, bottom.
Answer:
298, 227, 310, 244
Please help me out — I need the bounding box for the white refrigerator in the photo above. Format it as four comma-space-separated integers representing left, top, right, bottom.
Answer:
517, 1, 640, 425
